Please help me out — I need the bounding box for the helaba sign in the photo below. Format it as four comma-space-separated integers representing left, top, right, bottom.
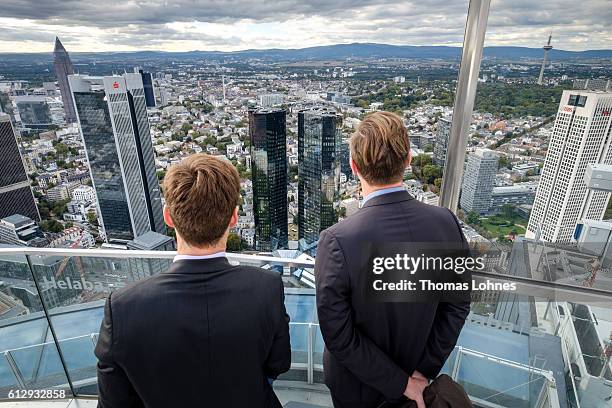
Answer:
43, 276, 105, 291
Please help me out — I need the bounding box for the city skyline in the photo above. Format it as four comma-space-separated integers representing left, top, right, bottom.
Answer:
0, 0, 610, 53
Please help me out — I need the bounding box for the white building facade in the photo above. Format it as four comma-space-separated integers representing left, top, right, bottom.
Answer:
526, 90, 612, 243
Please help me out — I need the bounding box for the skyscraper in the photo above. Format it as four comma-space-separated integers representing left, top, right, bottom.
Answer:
136, 68, 156, 108
460, 148, 498, 214
249, 109, 288, 251
298, 107, 342, 244
69, 74, 165, 243
526, 90, 612, 243
433, 116, 452, 168
0, 113, 39, 221
53, 37, 77, 123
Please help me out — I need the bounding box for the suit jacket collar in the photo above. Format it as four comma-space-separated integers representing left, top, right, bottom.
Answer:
168, 257, 233, 274
361, 190, 414, 209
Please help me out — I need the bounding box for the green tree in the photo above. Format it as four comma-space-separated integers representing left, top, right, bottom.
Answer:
500, 204, 516, 220
41, 219, 64, 233
54, 142, 69, 156
422, 164, 442, 183
87, 210, 99, 227
498, 156, 511, 169
227, 233, 242, 251
466, 211, 481, 226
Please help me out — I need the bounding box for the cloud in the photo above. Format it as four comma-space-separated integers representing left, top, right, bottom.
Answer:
0, 0, 609, 53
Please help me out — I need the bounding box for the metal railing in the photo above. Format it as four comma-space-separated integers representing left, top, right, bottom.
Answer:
1, 246, 611, 303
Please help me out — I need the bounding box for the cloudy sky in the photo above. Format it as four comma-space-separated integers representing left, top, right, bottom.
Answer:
0, 0, 610, 53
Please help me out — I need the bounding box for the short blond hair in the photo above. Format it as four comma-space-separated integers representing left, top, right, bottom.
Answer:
163, 154, 240, 247
350, 111, 410, 185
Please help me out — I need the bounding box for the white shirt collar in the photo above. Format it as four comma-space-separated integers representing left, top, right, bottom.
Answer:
173, 252, 226, 263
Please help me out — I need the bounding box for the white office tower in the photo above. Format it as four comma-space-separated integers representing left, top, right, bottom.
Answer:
526, 90, 612, 243
460, 148, 498, 214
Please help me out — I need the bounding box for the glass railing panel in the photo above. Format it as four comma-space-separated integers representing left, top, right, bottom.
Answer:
313, 326, 324, 366
58, 335, 98, 393
288, 323, 309, 366
285, 291, 317, 324
8, 342, 70, 392
0, 252, 72, 397
455, 351, 549, 408
0, 356, 19, 397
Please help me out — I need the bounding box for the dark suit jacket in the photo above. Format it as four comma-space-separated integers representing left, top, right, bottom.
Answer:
315, 191, 470, 408
94, 257, 291, 408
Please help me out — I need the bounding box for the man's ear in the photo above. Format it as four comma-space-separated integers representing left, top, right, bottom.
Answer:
163, 206, 175, 228
229, 207, 238, 228
350, 158, 359, 176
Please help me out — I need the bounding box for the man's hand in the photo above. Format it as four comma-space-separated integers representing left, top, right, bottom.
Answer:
411, 370, 427, 381
403, 372, 428, 408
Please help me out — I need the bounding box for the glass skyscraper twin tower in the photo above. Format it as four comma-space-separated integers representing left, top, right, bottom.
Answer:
69, 74, 164, 243
250, 107, 342, 251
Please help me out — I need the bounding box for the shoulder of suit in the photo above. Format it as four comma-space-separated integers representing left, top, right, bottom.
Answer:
326, 199, 456, 235
109, 273, 162, 304
236, 264, 283, 283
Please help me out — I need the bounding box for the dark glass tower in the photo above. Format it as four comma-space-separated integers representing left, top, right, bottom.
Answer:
138, 69, 156, 108
69, 74, 165, 243
53, 37, 77, 123
249, 109, 288, 251
298, 107, 342, 244
0, 113, 39, 221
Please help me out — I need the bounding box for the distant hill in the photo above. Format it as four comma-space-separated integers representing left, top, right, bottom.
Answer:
2, 42, 612, 64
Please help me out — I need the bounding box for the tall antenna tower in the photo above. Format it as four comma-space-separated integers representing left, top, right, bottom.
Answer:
537, 34, 553, 85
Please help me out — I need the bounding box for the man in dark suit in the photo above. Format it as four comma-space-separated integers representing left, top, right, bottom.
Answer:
315, 112, 470, 408
95, 154, 291, 408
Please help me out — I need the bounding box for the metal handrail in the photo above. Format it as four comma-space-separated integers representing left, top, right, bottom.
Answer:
0, 247, 316, 268
1, 246, 611, 303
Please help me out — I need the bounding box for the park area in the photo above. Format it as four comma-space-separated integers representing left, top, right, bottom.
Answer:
465, 205, 527, 242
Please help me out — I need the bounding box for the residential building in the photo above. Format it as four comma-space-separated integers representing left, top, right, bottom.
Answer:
71, 185, 96, 202
259, 94, 283, 107
0, 214, 45, 246
490, 182, 538, 212
460, 148, 499, 214
433, 117, 452, 167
